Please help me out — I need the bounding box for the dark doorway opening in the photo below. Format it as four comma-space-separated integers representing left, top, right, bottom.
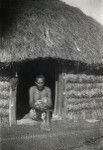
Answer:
16, 58, 57, 120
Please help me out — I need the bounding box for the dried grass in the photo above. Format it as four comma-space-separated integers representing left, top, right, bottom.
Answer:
67, 97, 103, 104
66, 83, 103, 92
2, 0, 103, 63
0, 117, 9, 126
0, 99, 9, 108
66, 108, 103, 120
67, 100, 103, 111
0, 108, 9, 116
66, 88, 103, 99
0, 81, 10, 92
65, 73, 103, 120
65, 74, 103, 83
0, 91, 10, 99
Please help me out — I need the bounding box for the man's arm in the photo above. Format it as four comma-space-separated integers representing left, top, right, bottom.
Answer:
29, 87, 34, 109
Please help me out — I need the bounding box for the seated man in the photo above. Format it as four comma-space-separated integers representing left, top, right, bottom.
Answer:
29, 75, 52, 127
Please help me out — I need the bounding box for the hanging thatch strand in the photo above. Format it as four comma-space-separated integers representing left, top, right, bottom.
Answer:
2, 0, 103, 64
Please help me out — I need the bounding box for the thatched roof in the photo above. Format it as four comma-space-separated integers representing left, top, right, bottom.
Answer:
1, 0, 103, 64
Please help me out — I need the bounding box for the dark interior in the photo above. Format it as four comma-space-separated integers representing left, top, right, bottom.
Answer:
16, 58, 58, 120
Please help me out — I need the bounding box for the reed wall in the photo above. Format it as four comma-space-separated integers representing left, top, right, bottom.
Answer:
0, 78, 10, 126
64, 74, 103, 121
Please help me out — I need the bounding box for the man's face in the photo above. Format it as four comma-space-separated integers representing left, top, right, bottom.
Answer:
36, 78, 45, 90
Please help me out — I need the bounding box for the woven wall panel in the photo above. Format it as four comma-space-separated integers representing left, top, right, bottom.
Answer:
0, 117, 9, 127
0, 108, 9, 116
65, 74, 103, 83
66, 88, 103, 99
0, 80, 10, 126
66, 97, 103, 104
0, 99, 9, 108
67, 101, 103, 111
66, 83, 103, 91
65, 74, 103, 120
66, 109, 103, 121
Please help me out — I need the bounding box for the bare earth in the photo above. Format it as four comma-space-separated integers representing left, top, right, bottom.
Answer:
1, 119, 103, 150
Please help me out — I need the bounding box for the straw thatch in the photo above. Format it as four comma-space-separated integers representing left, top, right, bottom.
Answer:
66, 89, 103, 99
65, 74, 103, 99
0, 108, 9, 117
0, 80, 10, 123
0, 91, 10, 99
65, 73, 103, 120
0, 81, 10, 92
0, 100, 9, 108
66, 97, 103, 104
1, 0, 103, 64
65, 74, 103, 83
66, 83, 103, 91
0, 117, 9, 126
67, 101, 103, 111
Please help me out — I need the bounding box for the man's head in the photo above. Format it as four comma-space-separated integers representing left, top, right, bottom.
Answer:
35, 75, 45, 90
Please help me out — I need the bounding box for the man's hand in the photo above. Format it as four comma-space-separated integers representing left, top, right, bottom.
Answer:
34, 99, 48, 110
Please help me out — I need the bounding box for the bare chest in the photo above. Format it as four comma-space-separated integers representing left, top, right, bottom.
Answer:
33, 89, 48, 100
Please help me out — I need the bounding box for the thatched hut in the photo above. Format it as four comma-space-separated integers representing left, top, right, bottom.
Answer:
0, 0, 103, 126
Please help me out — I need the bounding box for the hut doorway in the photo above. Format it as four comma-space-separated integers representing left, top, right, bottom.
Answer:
16, 58, 58, 120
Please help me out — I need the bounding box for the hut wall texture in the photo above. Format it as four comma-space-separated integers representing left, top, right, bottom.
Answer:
0, 78, 10, 126
64, 74, 103, 122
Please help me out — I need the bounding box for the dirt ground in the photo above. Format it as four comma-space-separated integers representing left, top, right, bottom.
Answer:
1, 119, 103, 150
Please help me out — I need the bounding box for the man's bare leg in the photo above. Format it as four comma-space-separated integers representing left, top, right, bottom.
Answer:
40, 110, 50, 131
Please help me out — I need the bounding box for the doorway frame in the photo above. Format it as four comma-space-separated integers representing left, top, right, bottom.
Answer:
9, 67, 65, 125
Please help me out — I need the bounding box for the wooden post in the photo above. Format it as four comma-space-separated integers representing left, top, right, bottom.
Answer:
52, 67, 60, 120
53, 78, 59, 116
52, 65, 63, 120
57, 71, 63, 116
9, 74, 18, 126
62, 72, 67, 118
